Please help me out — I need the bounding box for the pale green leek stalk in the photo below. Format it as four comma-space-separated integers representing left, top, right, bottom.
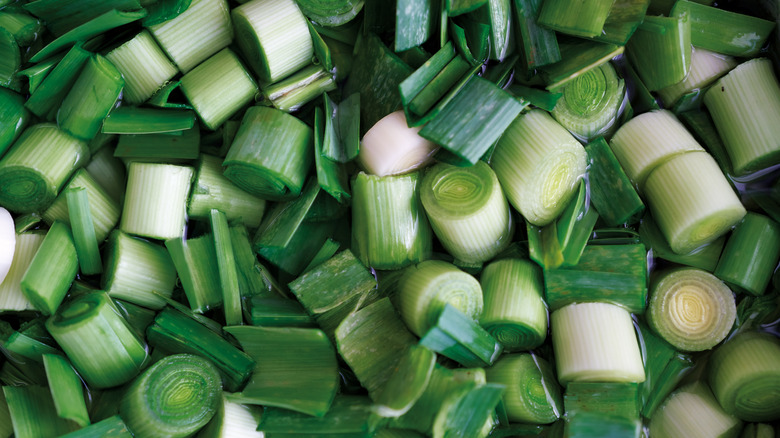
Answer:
0, 231, 43, 311
650, 381, 742, 438
420, 161, 513, 264
42, 353, 90, 427
120, 162, 193, 240
657, 47, 737, 108
491, 109, 587, 226
147, 0, 233, 72
66, 187, 102, 275
105, 30, 179, 104
359, 110, 438, 177
264, 64, 337, 112
20, 221, 78, 315
210, 209, 242, 326
3, 386, 79, 437
485, 353, 562, 424
373, 344, 437, 418
85, 145, 126, 204
551, 302, 645, 385
197, 393, 263, 438
0, 207, 13, 284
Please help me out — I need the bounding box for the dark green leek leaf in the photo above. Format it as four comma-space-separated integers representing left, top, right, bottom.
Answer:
419, 304, 503, 367
103, 107, 195, 134
23, 0, 141, 36
539, 38, 624, 92
114, 127, 200, 162
396, 0, 433, 52
586, 137, 645, 227
141, 0, 192, 26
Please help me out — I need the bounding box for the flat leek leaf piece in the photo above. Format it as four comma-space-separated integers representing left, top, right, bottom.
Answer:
307, 20, 333, 72
258, 395, 378, 435
396, 0, 433, 52
539, 38, 624, 92
23, 0, 141, 36
0, 28, 20, 90
253, 179, 321, 250
594, 0, 651, 45
114, 127, 200, 162
420, 304, 504, 367
400, 42, 456, 108
373, 344, 437, 418
102, 107, 195, 134
314, 107, 350, 202
514, 0, 560, 69
505, 83, 560, 111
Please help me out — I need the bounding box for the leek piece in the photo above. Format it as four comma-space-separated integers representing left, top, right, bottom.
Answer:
295, 0, 364, 26
485, 353, 561, 424
223, 106, 312, 199
609, 109, 704, 190
226, 325, 339, 416
147, 0, 232, 73
102, 107, 194, 134
66, 187, 102, 275
142, 0, 193, 26
677, 109, 732, 176
479, 258, 548, 352
657, 47, 736, 109
671, 1, 774, 58
431, 383, 505, 438
258, 395, 378, 435
0, 232, 43, 312
42, 354, 89, 427
564, 382, 639, 420
20, 221, 77, 315
538, 39, 623, 92
491, 109, 587, 226
595, 0, 651, 45
418, 75, 525, 165
179, 48, 258, 130
447, 0, 487, 15
739, 423, 776, 438
188, 154, 266, 229
647, 268, 735, 352
704, 58, 780, 176
46, 292, 148, 388
544, 243, 648, 314
506, 83, 561, 112
586, 137, 644, 226
22, 0, 140, 36
17, 57, 59, 95
0, 123, 88, 214
264, 64, 337, 112
0, 88, 28, 157
359, 110, 438, 177
249, 296, 315, 327
420, 304, 503, 367
2, 328, 60, 363
397, 42, 461, 119
715, 213, 780, 296
335, 298, 418, 399
146, 307, 256, 392
625, 14, 691, 92
537, 0, 612, 38
24, 43, 90, 121
420, 161, 513, 264
253, 178, 320, 250
708, 331, 780, 422
0, 11, 41, 46
650, 381, 742, 438
232, 0, 313, 83
313, 107, 350, 203
41, 169, 121, 243
639, 214, 724, 272
0, 208, 14, 285
642, 353, 695, 419
373, 344, 436, 417
85, 145, 126, 204
395, 0, 432, 51
120, 162, 193, 240
257, 219, 337, 276
197, 393, 263, 438
30, 9, 147, 63
114, 128, 200, 163
120, 354, 221, 438
513, 0, 560, 69
210, 210, 242, 325
104, 30, 178, 104
147, 80, 190, 109
102, 230, 178, 309
398, 260, 482, 337
0, 28, 19, 92
165, 234, 222, 312
551, 62, 625, 142
643, 151, 745, 254
564, 412, 641, 438
551, 302, 645, 385
352, 171, 432, 270
303, 238, 341, 273
59, 415, 132, 438
322, 92, 360, 163
3, 386, 79, 437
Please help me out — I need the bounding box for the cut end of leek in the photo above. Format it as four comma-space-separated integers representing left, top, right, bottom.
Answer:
359, 110, 438, 177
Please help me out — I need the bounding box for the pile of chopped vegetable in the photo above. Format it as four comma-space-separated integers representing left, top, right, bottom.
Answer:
1, 0, 780, 437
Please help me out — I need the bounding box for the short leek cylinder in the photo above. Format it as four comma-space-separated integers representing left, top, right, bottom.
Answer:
492, 109, 587, 226
0, 231, 43, 312
650, 381, 742, 438
0, 87, 28, 157
223, 106, 312, 199
551, 302, 645, 385
0, 124, 89, 213
120, 354, 221, 438
479, 259, 548, 352
352, 171, 432, 270
647, 268, 736, 352
179, 48, 258, 130
46, 292, 149, 389
485, 353, 563, 424
643, 151, 746, 254
120, 162, 193, 240
704, 58, 780, 176
420, 162, 514, 264
105, 30, 179, 104
609, 110, 704, 190
20, 221, 78, 315
359, 110, 438, 177
397, 260, 483, 337
708, 331, 780, 422
714, 213, 780, 296
232, 0, 314, 83
657, 47, 737, 108
147, 0, 233, 73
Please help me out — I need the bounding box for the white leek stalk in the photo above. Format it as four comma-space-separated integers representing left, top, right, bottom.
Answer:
650, 381, 742, 438
0, 207, 14, 284
105, 30, 178, 104
359, 110, 438, 177
0, 232, 43, 311
657, 47, 737, 108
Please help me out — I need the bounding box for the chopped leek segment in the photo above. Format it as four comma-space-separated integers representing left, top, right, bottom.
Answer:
715, 213, 780, 296
586, 137, 645, 226
625, 14, 691, 92
104, 30, 178, 105
537, 0, 613, 38
649, 381, 742, 438
419, 304, 503, 368
102, 107, 195, 134
486, 353, 562, 424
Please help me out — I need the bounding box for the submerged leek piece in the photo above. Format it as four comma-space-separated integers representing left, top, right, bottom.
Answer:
648, 268, 735, 352
359, 110, 438, 177
102, 107, 195, 134
179, 49, 258, 130
0, 232, 43, 312
704, 58, 780, 176
564, 382, 639, 422
46, 292, 148, 389
373, 344, 436, 417
114, 128, 200, 163
479, 258, 548, 352
420, 161, 513, 264
513, 0, 560, 69
643, 151, 745, 254
649, 381, 742, 438
486, 353, 562, 424
656, 47, 736, 108
551, 62, 625, 142
492, 109, 587, 226
586, 137, 644, 226
714, 213, 780, 296
42, 354, 90, 427
105, 30, 178, 104
263, 64, 336, 112
226, 326, 339, 416
625, 14, 691, 91
258, 395, 376, 435
232, 0, 313, 83
395, 0, 432, 52
210, 210, 241, 326
24, 43, 90, 121
102, 230, 177, 309
3, 385, 79, 437
20, 221, 78, 315
147, 0, 233, 72
165, 234, 222, 312
537, 0, 613, 37
66, 187, 102, 275
551, 302, 645, 385
0, 124, 88, 214
296, 0, 363, 26
0, 88, 28, 156
419, 304, 503, 368
58, 415, 131, 438
397, 260, 483, 337
708, 331, 780, 422
352, 171, 432, 270
639, 214, 724, 272
22, 0, 139, 36
0, 207, 14, 284
119, 354, 221, 438
223, 106, 312, 199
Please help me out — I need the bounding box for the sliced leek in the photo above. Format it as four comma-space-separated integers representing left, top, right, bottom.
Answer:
105, 30, 179, 104
650, 381, 742, 438
657, 47, 736, 108
359, 110, 438, 177
485, 353, 562, 424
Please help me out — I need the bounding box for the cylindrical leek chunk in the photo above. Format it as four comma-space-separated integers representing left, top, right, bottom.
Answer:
359, 110, 438, 177
485, 353, 562, 424
650, 381, 742, 438
105, 30, 178, 104
657, 47, 737, 108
